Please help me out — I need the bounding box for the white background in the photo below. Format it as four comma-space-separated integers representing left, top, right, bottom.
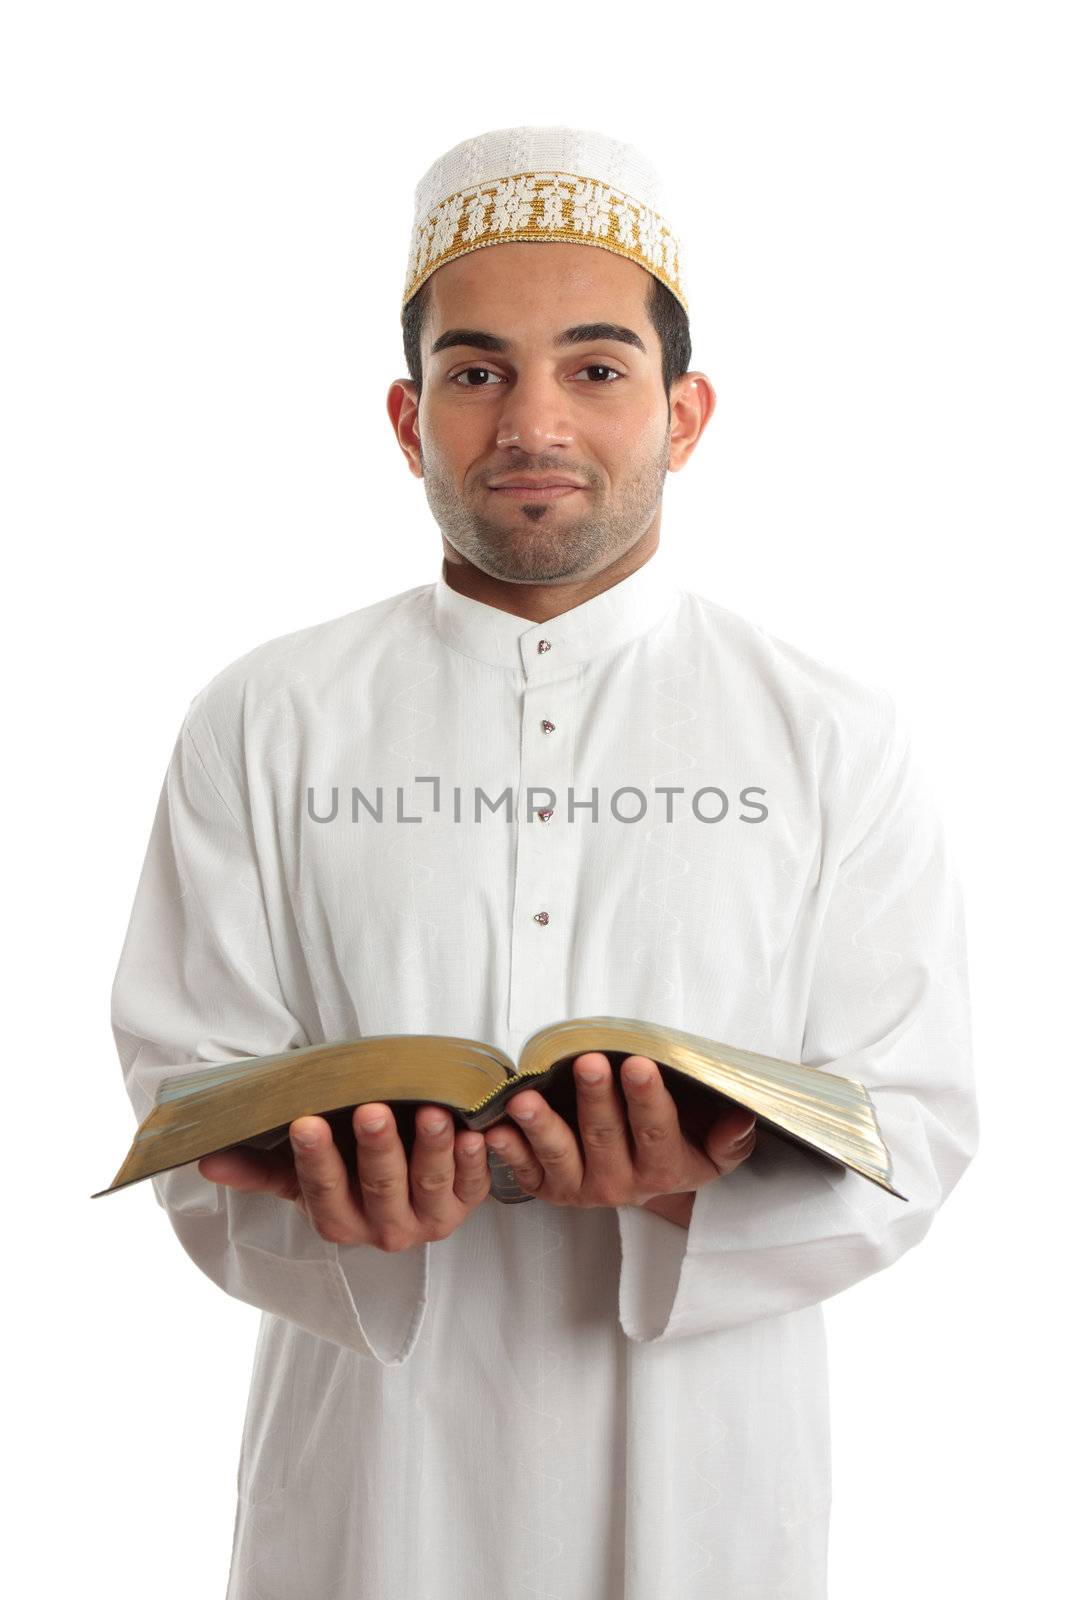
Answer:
4, 3, 1063, 1594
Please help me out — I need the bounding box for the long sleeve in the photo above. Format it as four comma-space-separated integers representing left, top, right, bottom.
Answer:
616, 700, 979, 1342
110, 709, 429, 1363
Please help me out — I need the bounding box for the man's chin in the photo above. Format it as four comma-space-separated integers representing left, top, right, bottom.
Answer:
483, 557, 592, 585
439, 510, 605, 583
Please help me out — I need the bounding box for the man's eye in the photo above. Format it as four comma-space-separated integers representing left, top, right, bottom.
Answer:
573, 365, 623, 382
452, 368, 504, 387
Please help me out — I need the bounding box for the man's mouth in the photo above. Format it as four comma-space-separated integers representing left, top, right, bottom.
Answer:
488, 484, 583, 499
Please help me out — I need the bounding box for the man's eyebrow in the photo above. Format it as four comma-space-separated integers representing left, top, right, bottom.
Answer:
428, 323, 647, 357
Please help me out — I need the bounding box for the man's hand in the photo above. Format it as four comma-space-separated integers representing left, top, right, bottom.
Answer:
482, 1054, 758, 1213
197, 1104, 492, 1251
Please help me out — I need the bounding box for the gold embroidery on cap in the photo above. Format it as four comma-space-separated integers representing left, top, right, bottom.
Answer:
403, 170, 687, 312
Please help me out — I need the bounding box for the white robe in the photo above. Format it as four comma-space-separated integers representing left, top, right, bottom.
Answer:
110, 543, 978, 1599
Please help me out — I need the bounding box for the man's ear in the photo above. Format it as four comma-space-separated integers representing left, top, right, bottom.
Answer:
667, 373, 716, 472
386, 378, 423, 478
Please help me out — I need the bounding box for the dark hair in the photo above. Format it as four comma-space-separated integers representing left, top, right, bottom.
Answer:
401, 267, 692, 402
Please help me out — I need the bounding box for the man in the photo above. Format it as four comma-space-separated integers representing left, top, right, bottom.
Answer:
110, 125, 978, 1598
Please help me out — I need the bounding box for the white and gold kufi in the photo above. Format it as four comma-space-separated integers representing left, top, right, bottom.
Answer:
402, 125, 688, 315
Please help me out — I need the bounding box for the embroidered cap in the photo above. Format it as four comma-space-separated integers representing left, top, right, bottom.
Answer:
402, 125, 688, 316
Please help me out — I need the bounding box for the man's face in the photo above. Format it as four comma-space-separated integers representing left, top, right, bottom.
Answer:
409, 241, 675, 586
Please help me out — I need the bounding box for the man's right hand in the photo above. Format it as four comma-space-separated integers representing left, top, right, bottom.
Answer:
197, 1104, 492, 1250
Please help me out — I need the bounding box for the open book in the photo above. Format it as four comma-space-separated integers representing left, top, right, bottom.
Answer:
94, 1016, 908, 1204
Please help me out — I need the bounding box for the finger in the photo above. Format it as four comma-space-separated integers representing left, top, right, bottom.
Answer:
452, 1128, 492, 1204
289, 1114, 370, 1242
408, 1105, 488, 1223
351, 1103, 419, 1247
501, 1091, 581, 1198
704, 1107, 758, 1178
572, 1053, 634, 1199
619, 1057, 685, 1188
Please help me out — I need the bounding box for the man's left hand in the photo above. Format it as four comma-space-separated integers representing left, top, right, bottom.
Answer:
483, 1053, 758, 1211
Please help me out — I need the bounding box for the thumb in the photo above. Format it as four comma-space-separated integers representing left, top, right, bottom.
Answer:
198, 1142, 299, 1197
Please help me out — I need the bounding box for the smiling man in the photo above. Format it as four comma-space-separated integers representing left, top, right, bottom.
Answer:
400, 238, 694, 600
110, 126, 978, 1599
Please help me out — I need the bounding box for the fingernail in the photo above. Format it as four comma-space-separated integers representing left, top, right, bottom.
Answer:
512, 1106, 534, 1122
361, 1115, 387, 1132
732, 1118, 757, 1143
485, 1133, 508, 1150
292, 1131, 318, 1151
576, 1064, 604, 1084
424, 1117, 447, 1134
625, 1066, 652, 1086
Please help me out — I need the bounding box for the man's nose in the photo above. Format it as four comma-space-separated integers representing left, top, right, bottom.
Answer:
495, 376, 575, 452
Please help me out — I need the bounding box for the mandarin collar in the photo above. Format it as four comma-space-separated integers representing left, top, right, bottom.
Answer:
431, 544, 682, 672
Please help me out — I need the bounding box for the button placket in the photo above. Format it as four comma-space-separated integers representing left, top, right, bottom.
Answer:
507, 634, 577, 1033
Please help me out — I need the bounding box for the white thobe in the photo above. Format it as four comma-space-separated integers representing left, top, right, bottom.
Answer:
110, 542, 978, 1599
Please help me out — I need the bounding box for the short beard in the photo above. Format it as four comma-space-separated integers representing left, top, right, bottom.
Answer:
419, 423, 672, 585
